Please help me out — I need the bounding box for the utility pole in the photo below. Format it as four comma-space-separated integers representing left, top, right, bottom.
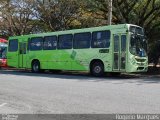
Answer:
108, 0, 112, 25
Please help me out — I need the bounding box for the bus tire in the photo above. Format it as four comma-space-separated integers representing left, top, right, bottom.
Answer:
32, 60, 40, 73
91, 61, 104, 77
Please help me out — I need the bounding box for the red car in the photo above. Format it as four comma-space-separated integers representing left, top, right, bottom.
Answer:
0, 58, 7, 67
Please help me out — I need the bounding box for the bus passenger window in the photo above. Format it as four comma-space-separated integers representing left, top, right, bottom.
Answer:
8, 39, 18, 52
30, 37, 43, 51
121, 35, 126, 51
91, 30, 110, 48
58, 34, 72, 49
73, 32, 91, 49
43, 36, 57, 50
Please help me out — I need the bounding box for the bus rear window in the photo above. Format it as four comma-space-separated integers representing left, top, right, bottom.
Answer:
8, 39, 18, 52
91, 30, 110, 48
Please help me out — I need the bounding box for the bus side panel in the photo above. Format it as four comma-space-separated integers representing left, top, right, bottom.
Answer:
7, 52, 19, 68
70, 49, 112, 72
71, 49, 91, 71
27, 51, 44, 69
27, 50, 71, 70
88, 49, 113, 72
54, 50, 72, 70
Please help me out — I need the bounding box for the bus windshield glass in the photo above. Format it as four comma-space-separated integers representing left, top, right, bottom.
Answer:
129, 26, 147, 57
129, 26, 144, 35
0, 43, 7, 59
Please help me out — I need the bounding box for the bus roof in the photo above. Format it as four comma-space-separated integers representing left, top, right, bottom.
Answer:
8, 24, 141, 39
0, 38, 8, 43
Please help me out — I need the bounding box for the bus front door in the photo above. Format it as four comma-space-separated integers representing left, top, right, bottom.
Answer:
113, 34, 126, 71
19, 42, 27, 68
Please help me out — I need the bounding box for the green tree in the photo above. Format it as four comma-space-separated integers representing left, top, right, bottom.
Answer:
0, 0, 39, 36
33, 0, 83, 31
148, 41, 160, 67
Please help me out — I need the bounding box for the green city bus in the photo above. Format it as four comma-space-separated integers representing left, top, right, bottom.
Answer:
7, 24, 148, 76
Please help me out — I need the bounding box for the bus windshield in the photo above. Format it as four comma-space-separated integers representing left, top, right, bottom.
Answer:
0, 44, 7, 59
129, 26, 147, 57
129, 26, 144, 35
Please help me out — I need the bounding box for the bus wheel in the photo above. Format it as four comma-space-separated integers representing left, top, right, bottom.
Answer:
91, 62, 104, 77
32, 60, 40, 73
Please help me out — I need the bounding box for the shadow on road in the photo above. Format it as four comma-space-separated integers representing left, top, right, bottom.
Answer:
0, 69, 160, 84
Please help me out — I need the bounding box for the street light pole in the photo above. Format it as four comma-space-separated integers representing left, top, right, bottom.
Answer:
108, 0, 112, 25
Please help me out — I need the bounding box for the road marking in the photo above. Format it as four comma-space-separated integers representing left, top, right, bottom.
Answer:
0, 103, 7, 107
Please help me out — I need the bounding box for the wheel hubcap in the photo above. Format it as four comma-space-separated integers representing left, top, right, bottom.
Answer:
94, 66, 101, 73
33, 64, 38, 72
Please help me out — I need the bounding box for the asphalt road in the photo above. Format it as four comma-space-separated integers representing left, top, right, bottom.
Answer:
0, 70, 160, 114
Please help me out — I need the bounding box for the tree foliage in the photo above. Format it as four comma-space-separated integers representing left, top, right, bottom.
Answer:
33, 0, 83, 31
0, 0, 37, 36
